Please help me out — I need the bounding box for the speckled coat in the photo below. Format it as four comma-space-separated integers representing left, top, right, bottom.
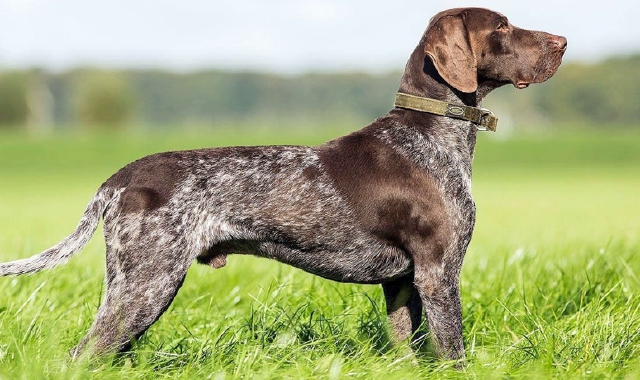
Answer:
0, 7, 566, 363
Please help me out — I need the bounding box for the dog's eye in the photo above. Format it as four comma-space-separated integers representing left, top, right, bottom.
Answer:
496, 21, 508, 31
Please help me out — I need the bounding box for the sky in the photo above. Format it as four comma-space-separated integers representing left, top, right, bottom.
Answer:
0, 0, 638, 73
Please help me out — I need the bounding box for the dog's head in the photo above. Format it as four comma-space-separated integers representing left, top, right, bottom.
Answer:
422, 8, 567, 93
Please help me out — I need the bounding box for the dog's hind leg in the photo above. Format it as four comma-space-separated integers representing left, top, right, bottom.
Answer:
71, 237, 192, 359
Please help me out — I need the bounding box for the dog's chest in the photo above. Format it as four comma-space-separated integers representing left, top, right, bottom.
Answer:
372, 123, 477, 244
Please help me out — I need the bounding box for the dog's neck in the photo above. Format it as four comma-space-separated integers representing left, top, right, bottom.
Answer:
398, 48, 502, 107
391, 46, 505, 162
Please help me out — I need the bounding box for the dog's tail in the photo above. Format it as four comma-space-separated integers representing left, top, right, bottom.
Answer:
0, 186, 123, 276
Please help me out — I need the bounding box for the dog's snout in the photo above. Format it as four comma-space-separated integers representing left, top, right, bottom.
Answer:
552, 35, 567, 51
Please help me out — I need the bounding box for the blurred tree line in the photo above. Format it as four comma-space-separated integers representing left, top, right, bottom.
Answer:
0, 54, 638, 131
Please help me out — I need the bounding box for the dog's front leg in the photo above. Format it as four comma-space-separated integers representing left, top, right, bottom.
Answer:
382, 274, 423, 346
413, 266, 465, 365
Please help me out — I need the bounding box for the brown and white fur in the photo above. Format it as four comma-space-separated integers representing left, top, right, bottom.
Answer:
0, 8, 566, 364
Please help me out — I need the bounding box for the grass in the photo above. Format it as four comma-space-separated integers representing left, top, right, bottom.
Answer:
0, 125, 639, 379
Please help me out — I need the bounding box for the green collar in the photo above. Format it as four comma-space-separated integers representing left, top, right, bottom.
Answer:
394, 92, 498, 132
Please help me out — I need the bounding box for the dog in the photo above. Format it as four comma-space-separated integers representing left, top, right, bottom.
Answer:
0, 8, 566, 363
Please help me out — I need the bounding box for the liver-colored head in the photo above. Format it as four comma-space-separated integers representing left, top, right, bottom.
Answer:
423, 8, 567, 93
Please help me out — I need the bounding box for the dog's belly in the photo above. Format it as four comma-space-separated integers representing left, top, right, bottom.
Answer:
202, 237, 413, 284
263, 241, 413, 284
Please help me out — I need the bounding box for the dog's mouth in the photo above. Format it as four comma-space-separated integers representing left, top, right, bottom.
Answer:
511, 36, 566, 90
513, 52, 564, 89
510, 76, 534, 89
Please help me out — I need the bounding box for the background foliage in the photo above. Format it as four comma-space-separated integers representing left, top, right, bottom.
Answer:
0, 55, 639, 130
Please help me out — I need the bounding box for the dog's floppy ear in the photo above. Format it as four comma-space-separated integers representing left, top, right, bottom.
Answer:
424, 14, 477, 93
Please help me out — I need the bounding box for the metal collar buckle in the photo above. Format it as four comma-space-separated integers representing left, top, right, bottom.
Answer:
476, 108, 498, 132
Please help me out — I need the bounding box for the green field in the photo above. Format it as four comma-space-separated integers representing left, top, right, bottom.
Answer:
0, 126, 639, 379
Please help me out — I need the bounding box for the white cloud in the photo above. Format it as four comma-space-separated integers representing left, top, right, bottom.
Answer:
291, 0, 348, 23
0, 0, 638, 72
0, 0, 37, 11
210, 28, 283, 59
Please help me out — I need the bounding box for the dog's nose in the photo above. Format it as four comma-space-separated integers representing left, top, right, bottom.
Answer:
552, 35, 567, 51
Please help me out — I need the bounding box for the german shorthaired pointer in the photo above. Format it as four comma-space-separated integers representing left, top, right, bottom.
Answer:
0, 8, 566, 364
